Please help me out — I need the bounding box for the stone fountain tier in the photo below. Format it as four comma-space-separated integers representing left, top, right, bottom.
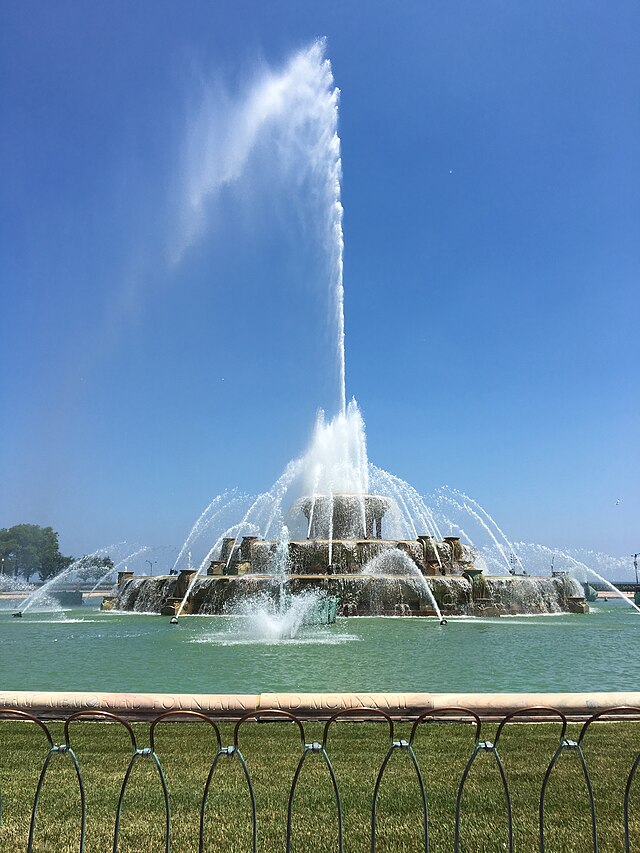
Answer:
296, 494, 393, 539
104, 572, 588, 618
249, 539, 462, 575
219, 535, 474, 577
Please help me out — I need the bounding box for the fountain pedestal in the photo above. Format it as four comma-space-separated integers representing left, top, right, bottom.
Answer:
298, 494, 392, 540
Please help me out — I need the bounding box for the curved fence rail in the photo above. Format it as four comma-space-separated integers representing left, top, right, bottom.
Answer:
1, 703, 640, 851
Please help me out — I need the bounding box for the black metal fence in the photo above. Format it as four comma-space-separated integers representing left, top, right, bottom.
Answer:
1, 705, 640, 852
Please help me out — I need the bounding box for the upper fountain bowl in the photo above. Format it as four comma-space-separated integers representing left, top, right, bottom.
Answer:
296, 494, 393, 540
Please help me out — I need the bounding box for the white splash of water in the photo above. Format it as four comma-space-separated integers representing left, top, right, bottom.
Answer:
232, 589, 321, 641
0, 575, 34, 594
302, 399, 369, 496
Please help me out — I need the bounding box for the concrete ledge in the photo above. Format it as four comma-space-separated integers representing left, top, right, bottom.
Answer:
1, 691, 640, 721
0, 691, 258, 721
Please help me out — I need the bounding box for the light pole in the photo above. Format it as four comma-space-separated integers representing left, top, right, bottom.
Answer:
145, 559, 157, 576
634, 553, 639, 586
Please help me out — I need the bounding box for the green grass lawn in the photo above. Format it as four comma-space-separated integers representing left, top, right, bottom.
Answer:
1, 717, 640, 851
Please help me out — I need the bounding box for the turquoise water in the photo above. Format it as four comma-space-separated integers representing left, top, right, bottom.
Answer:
1, 601, 639, 694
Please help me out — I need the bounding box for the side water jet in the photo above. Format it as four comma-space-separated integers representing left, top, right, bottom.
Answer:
17, 545, 131, 616
515, 542, 640, 617
362, 549, 445, 621
88, 547, 153, 594
449, 488, 526, 572
437, 495, 513, 574
170, 492, 246, 574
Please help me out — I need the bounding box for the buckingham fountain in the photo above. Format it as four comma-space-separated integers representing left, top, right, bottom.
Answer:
98, 44, 591, 625
103, 405, 588, 621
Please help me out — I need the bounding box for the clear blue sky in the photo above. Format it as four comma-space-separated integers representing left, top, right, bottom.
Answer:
1, 1, 638, 562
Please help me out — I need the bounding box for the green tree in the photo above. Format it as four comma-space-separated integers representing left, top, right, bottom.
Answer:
0, 524, 73, 582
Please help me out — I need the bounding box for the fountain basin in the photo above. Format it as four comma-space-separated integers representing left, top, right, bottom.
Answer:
104, 571, 585, 618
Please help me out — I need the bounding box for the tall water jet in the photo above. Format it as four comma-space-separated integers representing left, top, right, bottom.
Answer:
176, 39, 347, 414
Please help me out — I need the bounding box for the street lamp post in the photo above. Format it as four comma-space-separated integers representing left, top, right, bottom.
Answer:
145, 559, 157, 576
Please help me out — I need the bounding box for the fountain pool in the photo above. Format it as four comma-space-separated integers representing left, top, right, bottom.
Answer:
1, 601, 639, 695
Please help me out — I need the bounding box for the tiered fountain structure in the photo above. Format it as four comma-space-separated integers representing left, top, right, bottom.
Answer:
104, 489, 588, 618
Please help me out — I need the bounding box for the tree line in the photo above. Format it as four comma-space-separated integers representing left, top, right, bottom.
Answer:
0, 524, 112, 582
